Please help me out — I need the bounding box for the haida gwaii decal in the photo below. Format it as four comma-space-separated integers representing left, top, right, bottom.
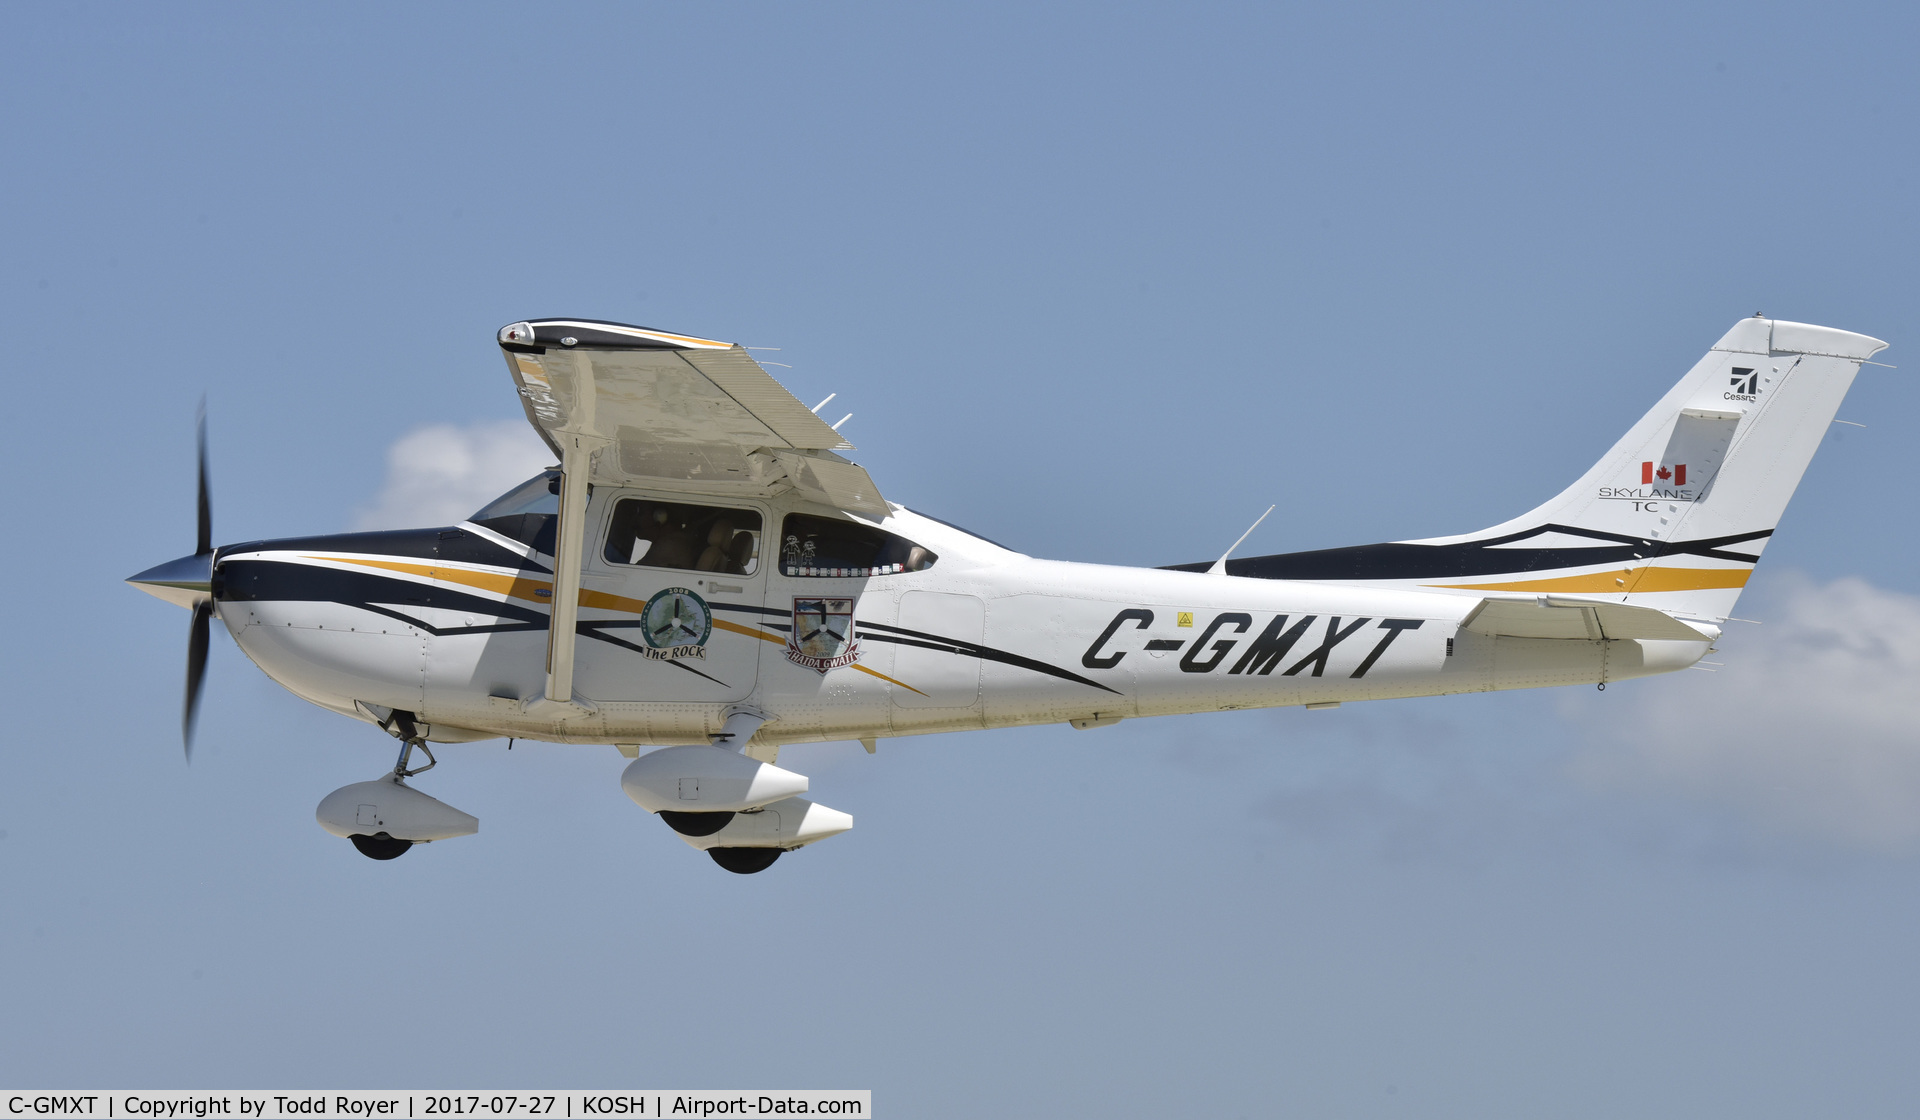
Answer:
786, 596, 861, 673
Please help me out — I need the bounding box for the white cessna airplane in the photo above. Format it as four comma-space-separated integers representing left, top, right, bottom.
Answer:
129, 315, 1886, 872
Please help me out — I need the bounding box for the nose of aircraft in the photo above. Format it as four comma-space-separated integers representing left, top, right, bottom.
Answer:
126, 552, 214, 609
128, 547, 218, 756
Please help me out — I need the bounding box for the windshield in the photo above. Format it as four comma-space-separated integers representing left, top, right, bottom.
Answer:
472, 471, 560, 521
470, 471, 560, 553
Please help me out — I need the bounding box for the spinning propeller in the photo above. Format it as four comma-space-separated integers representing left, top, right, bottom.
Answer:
126, 410, 218, 760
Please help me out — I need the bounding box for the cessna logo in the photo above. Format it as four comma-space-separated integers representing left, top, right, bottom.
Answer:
1726, 366, 1758, 401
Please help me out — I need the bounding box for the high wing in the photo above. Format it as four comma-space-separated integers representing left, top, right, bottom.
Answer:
496, 317, 889, 717
497, 318, 885, 514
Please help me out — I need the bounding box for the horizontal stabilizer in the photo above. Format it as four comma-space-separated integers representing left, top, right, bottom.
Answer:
1461, 596, 1714, 641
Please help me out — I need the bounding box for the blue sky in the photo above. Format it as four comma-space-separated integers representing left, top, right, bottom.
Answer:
6, 3, 1920, 1115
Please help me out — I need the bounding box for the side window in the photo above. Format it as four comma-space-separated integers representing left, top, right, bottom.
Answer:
604, 499, 763, 575
779, 513, 937, 577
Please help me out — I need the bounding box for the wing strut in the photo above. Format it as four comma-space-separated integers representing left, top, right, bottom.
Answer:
528, 352, 607, 719
543, 434, 596, 708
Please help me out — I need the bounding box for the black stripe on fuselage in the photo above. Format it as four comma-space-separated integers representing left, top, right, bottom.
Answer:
571, 621, 730, 686
220, 527, 552, 575
1162, 524, 1770, 581
219, 559, 536, 618
717, 596, 1118, 693
223, 555, 1114, 696
217, 559, 728, 684
855, 620, 1121, 695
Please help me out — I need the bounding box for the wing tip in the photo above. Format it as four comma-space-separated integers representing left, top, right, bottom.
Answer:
498, 318, 732, 351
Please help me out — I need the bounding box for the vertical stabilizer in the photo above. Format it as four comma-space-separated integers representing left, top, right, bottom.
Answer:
1193, 317, 1888, 623
1410, 316, 1888, 618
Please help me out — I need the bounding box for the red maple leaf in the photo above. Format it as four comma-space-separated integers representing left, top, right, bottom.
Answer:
1655, 466, 1672, 480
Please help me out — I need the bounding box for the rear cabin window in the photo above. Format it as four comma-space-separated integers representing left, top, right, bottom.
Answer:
779, 513, 937, 577
605, 499, 763, 575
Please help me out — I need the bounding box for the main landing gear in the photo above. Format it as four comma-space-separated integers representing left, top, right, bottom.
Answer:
708, 847, 782, 874
315, 712, 479, 860
621, 708, 855, 875
349, 832, 414, 860
654, 809, 786, 873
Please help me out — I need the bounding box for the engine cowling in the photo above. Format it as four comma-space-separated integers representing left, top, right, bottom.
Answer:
316, 776, 479, 842
620, 744, 809, 813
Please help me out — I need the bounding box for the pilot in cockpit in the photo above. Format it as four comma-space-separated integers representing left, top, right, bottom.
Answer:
640, 506, 697, 569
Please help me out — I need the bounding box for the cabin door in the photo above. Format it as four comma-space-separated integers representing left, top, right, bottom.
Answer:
575, 491, 770, 703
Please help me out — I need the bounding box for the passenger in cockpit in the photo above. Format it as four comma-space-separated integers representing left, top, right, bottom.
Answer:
696, 519, 735, 572
643, 506, 698, 570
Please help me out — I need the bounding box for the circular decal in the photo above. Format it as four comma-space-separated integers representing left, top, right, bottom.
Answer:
641, 587, 713, 660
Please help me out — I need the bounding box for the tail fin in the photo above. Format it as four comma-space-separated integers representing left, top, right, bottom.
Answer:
1199, 317, 1887, 622
1410, 316, 1886, 618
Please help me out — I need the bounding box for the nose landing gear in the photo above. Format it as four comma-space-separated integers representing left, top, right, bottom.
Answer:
315, 713, 479, 860
342, 738, 434, 860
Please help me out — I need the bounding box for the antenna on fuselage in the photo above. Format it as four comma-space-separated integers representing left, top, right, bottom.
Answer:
1207, 505, 1274, 576
810, 393, 836, 414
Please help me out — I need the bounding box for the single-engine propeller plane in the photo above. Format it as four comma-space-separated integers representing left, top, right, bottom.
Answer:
129, 315, 1887, 872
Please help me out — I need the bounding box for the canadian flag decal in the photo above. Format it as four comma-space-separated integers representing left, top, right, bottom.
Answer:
1641, 461, 1687, 485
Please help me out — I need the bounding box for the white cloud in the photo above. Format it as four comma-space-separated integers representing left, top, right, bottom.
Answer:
1571, 573, 1920, 851
353, 421, 554, 531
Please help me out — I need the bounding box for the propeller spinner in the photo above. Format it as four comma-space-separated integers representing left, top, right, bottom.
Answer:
126, 410, 216, 759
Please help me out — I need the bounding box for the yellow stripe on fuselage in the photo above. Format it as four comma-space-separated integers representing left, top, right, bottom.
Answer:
1428, 566, 1752, 594
314, 555, 553, 603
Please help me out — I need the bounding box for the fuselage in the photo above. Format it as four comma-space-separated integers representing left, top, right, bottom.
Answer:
213, 491, 1708, 747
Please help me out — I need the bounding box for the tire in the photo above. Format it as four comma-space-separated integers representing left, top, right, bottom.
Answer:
659, 810, 735, 837
708, 847, 781, 874
349, 832, 414, 860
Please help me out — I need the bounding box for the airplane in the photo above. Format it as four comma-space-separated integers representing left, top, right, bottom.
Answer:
127, 314, 1887, 872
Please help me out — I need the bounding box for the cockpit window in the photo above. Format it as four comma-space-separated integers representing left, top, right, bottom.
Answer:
473, 471, 560, 520
470, 471, 560, 554
779, 513, 936, 577
605, 499, 763, 575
